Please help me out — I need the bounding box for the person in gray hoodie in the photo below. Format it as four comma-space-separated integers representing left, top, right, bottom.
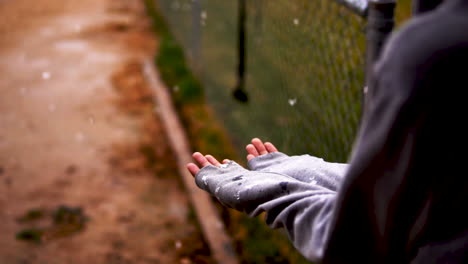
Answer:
186, 0, 468, 263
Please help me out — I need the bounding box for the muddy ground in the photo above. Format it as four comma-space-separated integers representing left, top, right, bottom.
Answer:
0, 0, 212, 263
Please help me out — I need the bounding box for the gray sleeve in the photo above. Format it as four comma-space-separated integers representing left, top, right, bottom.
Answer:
247, 152, 348, 191
195, 161, 337, 261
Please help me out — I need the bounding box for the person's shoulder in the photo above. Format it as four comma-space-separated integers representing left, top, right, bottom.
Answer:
377, 6, 468, 72
384, 13, 444, 58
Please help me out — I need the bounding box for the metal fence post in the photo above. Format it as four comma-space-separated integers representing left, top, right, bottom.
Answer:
191, 0, 202, 74
233, 0, 248, 103
412, 0, 443, 15
364, 0, 396, 104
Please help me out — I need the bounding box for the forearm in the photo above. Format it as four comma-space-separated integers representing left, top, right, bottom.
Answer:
195, 161, 337, 261
248, 152, 348, 191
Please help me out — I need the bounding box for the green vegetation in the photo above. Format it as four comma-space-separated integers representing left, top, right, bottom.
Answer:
395, 0, 413, 26
143, 0, 203, 104
16, 208, 45, 223
16, 206, 87, 244
16, 229, 44, 244
143, 0, 233, 159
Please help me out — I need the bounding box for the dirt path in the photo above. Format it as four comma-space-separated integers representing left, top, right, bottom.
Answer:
0, 0, 212, 263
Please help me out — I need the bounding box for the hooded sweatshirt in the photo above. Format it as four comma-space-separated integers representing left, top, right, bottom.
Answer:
195, 0, 468, 263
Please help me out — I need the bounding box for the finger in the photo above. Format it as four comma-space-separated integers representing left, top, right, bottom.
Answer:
192, 152, 210, 168
252, 138, 268, 155
222, 159, 230, 164
205, 155, 221, 166
247, 154, 255, 161
264, 142, 278, 153
246, 144, 260, 157
186, 163, 200, 176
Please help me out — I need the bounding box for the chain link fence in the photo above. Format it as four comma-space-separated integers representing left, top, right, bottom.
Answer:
157, 0, 392, 163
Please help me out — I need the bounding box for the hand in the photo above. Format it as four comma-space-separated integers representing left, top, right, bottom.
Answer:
186, 152, 230, 176
246, 138, 278, 161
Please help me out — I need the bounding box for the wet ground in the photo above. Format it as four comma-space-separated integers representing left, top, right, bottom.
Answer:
0, 0, 212, 263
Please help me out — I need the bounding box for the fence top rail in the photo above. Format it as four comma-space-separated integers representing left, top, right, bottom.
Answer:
336, 0, 396, 17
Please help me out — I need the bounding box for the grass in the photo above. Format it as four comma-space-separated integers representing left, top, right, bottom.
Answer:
16, 206, 87, 244
143, 0, 234, 159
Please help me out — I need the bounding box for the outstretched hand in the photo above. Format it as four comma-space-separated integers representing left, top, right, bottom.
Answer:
186, 138, 278, 177
186, 152, 230, 176
246, 138, 278, 161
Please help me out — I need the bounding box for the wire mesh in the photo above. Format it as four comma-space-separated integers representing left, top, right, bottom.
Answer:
158, 0, 367, 163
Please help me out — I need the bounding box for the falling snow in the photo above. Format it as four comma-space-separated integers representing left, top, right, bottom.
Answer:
235, 191, 241, 201
175, 240, 182, 249
42, 71, 51, 80
288, 98, 297, 106
363, 86, 369, 94
201, 10, 207, 26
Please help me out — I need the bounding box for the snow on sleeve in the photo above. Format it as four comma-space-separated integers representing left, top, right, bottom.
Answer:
194, 160, 338, 261
247, 152, 348, 191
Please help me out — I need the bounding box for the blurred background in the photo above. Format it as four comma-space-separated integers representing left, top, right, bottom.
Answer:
158, 0, 366, 162
155, 0, 411, 162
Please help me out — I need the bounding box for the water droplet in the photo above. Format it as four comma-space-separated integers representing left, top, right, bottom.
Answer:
363, 86, 368, 94
293, 18, 299, 25
201, 11, 207, 20
42, 72, 51, 80
288, 98, 297, 106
